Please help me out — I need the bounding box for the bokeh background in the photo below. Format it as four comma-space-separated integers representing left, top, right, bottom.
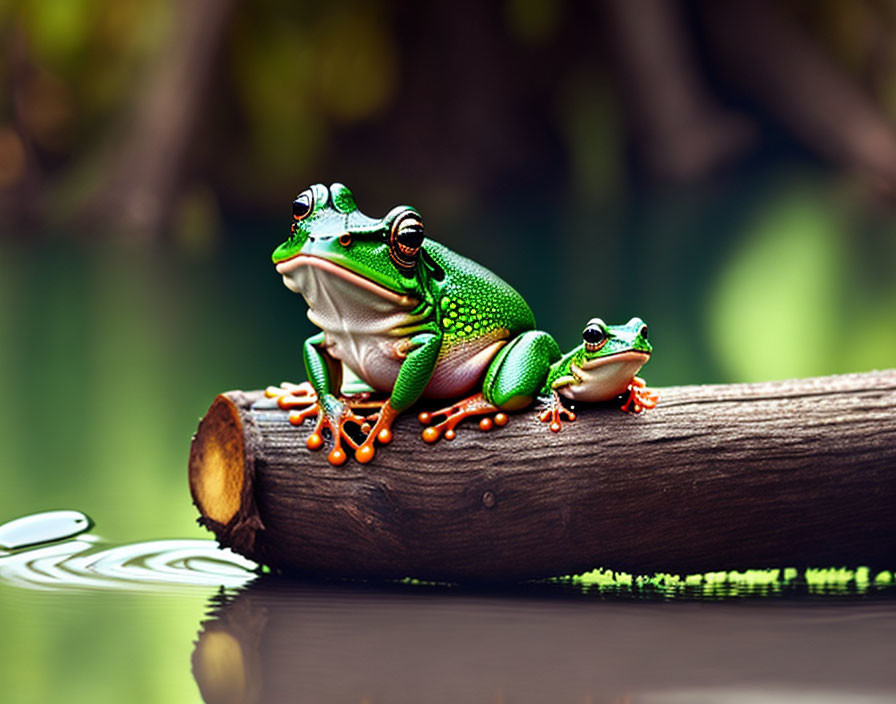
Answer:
3, 2, 896, 702
2, 0, 896, 544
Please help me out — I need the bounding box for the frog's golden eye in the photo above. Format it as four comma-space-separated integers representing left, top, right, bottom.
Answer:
390, 213, 424, 270
582, 320, 608, 352
292, 190, 313, 220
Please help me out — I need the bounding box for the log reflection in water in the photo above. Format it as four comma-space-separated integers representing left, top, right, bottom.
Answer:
191, 576, 896, 704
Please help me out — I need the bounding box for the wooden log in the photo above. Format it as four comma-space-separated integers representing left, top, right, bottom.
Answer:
188, 370, 896, 581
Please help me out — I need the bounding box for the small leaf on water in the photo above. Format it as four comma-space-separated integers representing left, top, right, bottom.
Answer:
0, 510, 93, 550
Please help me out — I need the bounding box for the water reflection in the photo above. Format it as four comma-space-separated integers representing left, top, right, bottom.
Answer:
1, 512, 893, 702
192, 576, 896, 704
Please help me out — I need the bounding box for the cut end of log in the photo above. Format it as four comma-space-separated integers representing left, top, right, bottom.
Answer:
189, 395, 246, 526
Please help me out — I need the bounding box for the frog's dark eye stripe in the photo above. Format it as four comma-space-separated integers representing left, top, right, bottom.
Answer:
582, 320, 608, 352
292, 190, 313, 220
389, 212, 424, 270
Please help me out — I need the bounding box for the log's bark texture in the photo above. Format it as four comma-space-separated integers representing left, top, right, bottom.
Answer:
189, 370, 896, 581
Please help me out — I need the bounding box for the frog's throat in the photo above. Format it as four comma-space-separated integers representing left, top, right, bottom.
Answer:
275, 253, 414, 306
561, 349, 651, 402
577, 349, 650, 372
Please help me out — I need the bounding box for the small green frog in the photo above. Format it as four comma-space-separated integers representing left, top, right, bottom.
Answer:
268, 183, 655, 465
538, 317, 656, 431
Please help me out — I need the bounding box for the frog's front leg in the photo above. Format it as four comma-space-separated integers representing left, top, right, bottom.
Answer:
354, 330, 442, 464
620, 376, 659, 414
270, 332, 374, 466
537, 389, 577, 432
419, 330, 561, 442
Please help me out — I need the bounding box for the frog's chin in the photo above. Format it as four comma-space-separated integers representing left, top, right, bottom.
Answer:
559, 350, 649, 403
276, 253, 412, 305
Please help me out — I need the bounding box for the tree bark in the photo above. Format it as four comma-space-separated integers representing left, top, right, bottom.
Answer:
189, 370, 896, 581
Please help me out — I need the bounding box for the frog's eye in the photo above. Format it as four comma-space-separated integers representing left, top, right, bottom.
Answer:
390, 213, 425, 270
292, 190, 314, 220
639, 324, 648, 340
582, 320, 608, 352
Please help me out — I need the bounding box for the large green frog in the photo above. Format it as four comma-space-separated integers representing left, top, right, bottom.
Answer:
268, 183, 655, 465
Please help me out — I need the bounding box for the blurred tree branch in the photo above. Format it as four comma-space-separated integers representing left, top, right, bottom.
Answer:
602, 0, 756, 183
78, 0, 236, 240
704, 0, 896, 197
5, 0, 896, 238
0, 29, 44, 228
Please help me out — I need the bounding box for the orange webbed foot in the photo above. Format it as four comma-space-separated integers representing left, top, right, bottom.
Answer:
620, 376, 659, 414
266, 383, 381, 466
538, 393, 576, 432
301, 402, 371, 466
417, 393, 505, 443
355, 401, 399, 464
265, 381, 322, 425
266, 381, 317, 408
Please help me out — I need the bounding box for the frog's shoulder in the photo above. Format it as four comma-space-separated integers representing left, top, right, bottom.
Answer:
423, 240, 494, 279
423, 240, 536, 331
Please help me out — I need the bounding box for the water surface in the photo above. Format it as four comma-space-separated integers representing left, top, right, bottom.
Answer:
1, 525, 894, 704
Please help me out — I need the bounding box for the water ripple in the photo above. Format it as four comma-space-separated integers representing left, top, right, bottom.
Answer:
0, 535, 257, 592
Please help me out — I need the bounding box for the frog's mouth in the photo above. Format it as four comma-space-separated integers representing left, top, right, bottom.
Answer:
275, 253, 415, 306
578, 350, 650, 372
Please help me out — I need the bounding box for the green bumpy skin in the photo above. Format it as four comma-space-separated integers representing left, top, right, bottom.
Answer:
271, 183, 653, 464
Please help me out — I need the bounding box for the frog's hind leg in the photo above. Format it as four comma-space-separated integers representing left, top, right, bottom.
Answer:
419, 393, 505, 442
418, 330, 560, 442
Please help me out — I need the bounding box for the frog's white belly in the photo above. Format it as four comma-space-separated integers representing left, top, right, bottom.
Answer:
425, 336, 506, 398
558, 351, 649, 402
281, 256, 420, 391
280, 255, 500, 397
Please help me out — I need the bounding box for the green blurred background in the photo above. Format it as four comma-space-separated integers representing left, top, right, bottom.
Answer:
2, 3, 896, 702
1, 0, 896, 538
